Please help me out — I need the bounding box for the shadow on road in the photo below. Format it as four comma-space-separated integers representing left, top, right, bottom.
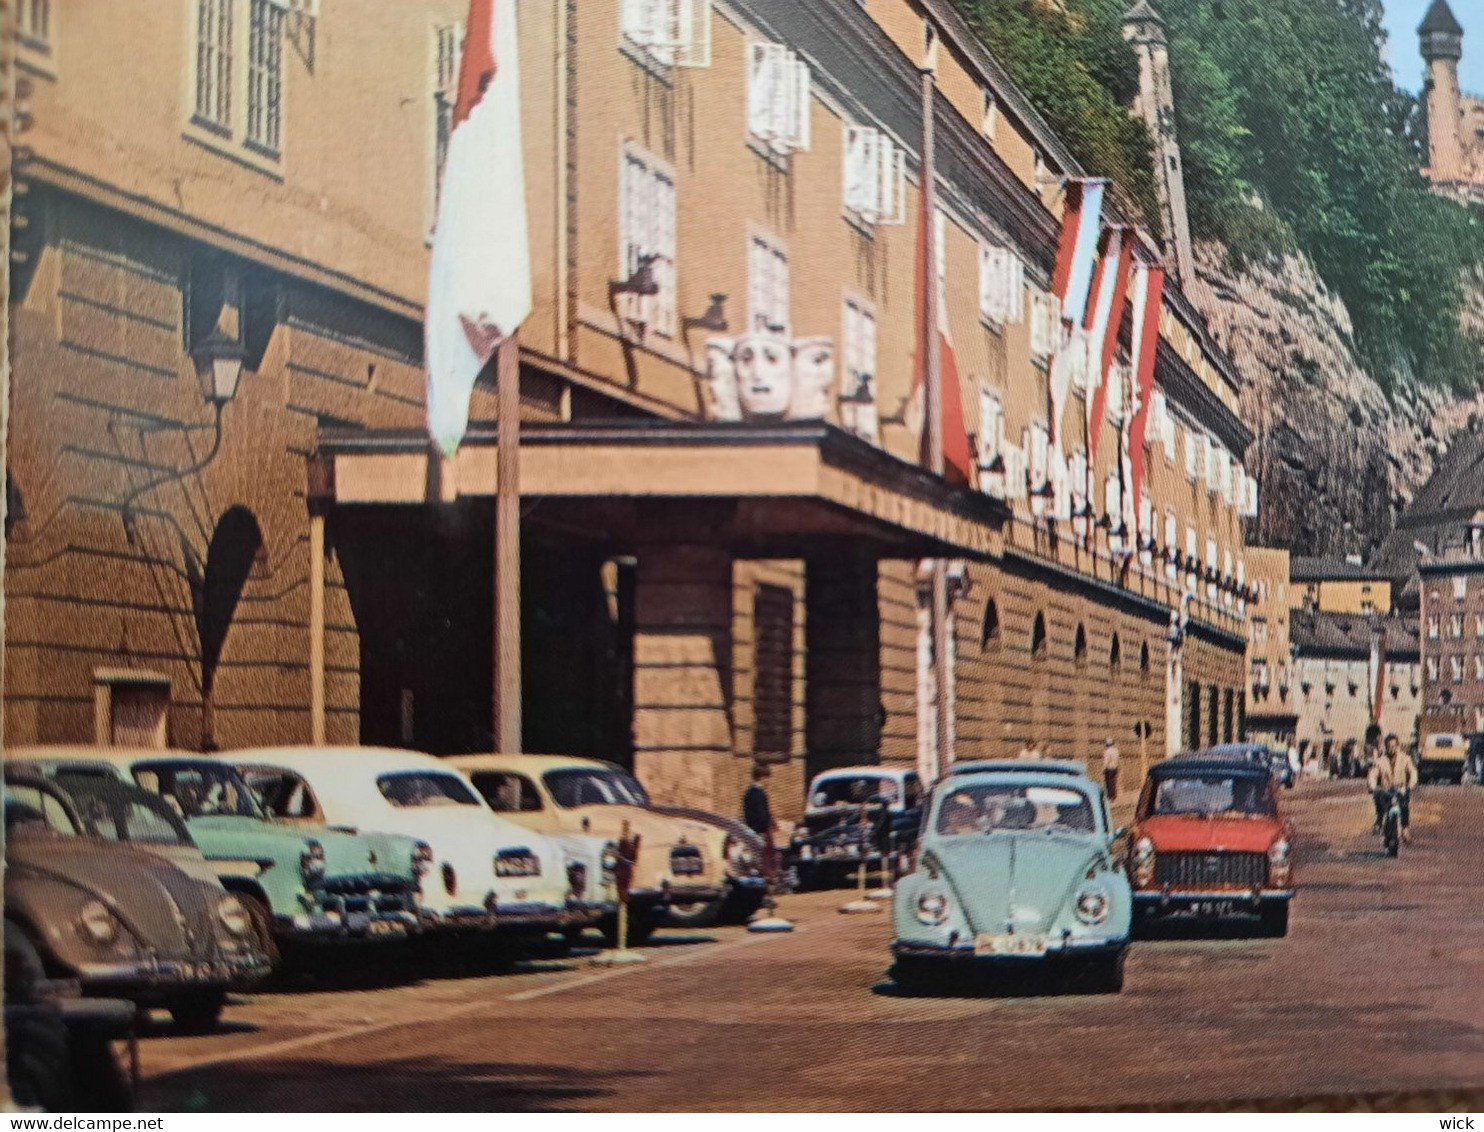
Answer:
142, 1054, 656, 1112
1132, 918, 1279, 942
869, 967, 1117, 1000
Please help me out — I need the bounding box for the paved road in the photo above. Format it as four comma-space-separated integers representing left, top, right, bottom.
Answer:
138, 780, 1484, 1111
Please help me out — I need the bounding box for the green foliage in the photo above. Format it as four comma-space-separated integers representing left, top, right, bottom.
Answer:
950, 0, 1484, 390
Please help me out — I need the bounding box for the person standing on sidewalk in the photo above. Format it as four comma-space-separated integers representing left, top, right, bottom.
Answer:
1101, 738, 1121, 801
742, 763, 779, 882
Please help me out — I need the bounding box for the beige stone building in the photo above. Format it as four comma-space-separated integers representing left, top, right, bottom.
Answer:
4, 0, 1255, 820
1242, 546, 1294, 748
1420, 0, 1484, 206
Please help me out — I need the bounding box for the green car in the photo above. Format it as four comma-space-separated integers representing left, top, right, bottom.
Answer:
890, 762, 1132, 994
9, 747, 422, 958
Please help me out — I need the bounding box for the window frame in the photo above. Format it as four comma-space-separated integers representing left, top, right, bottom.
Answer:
747, 228, 790, 337
619, 140, 679, 338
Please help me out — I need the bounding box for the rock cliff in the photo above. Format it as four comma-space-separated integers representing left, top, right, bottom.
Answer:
1185, 246, 1484, 559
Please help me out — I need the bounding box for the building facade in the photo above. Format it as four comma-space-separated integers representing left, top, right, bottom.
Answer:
5, 0, 1254, 818
1419, 556, 1484, 735
1419, 0, 1484, 206
1243, 546, 1295, 748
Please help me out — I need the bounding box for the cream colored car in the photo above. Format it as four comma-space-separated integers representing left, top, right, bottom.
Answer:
449, 755, 745, 944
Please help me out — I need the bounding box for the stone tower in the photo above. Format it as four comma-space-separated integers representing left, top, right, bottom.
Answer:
1420, 0, 1466, 184
1122, 0, 1194, 283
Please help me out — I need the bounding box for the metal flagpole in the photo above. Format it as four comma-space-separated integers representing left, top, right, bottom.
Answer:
921, 59, 952, 778
494, 335, 522, 753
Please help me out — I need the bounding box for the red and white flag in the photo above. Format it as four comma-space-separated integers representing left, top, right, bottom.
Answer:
1047, 180, 1105, 443
1085, 227, 1133, 462
908, 209, 973, 486
425, 0, 532, 457
1125, 261, 1166, 536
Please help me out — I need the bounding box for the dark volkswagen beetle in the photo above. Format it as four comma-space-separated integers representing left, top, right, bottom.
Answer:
3, 770, 270, 1032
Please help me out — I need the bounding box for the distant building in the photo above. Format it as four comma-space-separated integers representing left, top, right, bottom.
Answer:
1243, 547, 1295, 749
1418, 558, 1484, 735
1419, 0, 1484, 206
1290, 557, 1392, 617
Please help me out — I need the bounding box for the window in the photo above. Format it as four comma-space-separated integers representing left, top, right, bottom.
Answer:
1183, 428, 1198, 481
1428, 615, 1439, 640
545, 769, 650, 807
1105, 472, 1122, 524
1452, 656, 1464, 684
17, 0, 50, 48
981, 599, 1001, 650
981, 89, 998, 140
753, 584, 794, 757
841, 296, 878, 441
251, 769, 321, 820
1252, 617, 1269, 644
978, 245, 1026, 325
1074, 623, 1088, 665
1031, 612, 1047, 658
620, 144, 678, 336
620, 0, 712, 68
1244, 476, 1259, 518
1140, 641, 1151, 674
748, 232, 789, 336
1164, 511, 1178, 580
1030, 291, 1060, 359
246, 0, 285, 153
977, 387, 1005, 477
432, 22, 463, 215
1455, 576, 1469, 601
1026, 422, 1051, 488
747, 41, 811, 154
1475, 614, 1484, 639
469, 771, 544, 813
377, 772, 480, 809
1452, 613, 1464, 640
1110, 633, 1122, 670
195, 0, 235, 130
1155, 391, 1176, 456
1427, 656, 1439, 683
842, 126, 905, 225
1476, 655, 1483, 682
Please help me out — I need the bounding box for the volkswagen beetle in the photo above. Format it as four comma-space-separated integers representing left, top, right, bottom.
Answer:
890, 763, 1131, 993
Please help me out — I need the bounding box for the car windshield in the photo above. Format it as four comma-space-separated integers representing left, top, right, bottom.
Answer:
810, 775, 897, 808
3, 783, 79, 838
544, 768, 649, 808
934, 783, 1096, 836
376, 772, 480, 809
133, 761, 265, 820
1147, 775, 1274, 817
56, 774, 192, 846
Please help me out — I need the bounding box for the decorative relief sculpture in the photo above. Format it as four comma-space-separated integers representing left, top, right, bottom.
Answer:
701, 334, 842, 425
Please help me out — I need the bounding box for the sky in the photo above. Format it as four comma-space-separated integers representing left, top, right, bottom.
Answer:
1383, 0, 1484, 94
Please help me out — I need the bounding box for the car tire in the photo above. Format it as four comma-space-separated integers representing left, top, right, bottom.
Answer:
1260, 903, 1290, 937
1074, 951, 1125, 995
664, 899, 721, 929
601, 911, 657, 949
239, 893, 280, 970
889, 958, 943, 995
169, 991, 227, 1034
4, 926, 77, 1112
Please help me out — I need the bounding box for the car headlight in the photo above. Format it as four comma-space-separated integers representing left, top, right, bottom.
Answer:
300, 838, 326, 883
915, 891, 949, 927
1268, 838, 1291, 865
1074, 889, 1110, 925
77, 899, 118, 946
1132, 836, 1156, 885
217, 895, 252, 937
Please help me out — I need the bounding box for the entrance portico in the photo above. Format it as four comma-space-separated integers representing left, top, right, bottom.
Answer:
311, 421, 1007, 812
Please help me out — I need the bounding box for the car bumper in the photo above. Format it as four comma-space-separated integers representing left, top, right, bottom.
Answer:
631, 883, 727, 909
279, 908, 421, 942
1134, 889, 1293, 916
78, 953, 270, 993
890, 937, 1125, 962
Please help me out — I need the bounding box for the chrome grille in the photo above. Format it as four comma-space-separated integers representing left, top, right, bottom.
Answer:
1154, 851, 1266, 889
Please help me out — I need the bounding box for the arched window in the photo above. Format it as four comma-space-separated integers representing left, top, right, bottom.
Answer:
1074, 623, 1088, 665
981, 599, 1001, 650
1109, 632, 1122, 671
1031, 612, 1047, 659
1140, 641, 1151, 674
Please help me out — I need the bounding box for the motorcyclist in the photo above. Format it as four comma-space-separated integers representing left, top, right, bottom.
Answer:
1366, 733, 1419, 843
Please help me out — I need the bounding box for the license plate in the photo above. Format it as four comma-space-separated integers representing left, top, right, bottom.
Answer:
364, 919, 404, 937
1191, 900, 1237, 917
974, 932, 1048, 957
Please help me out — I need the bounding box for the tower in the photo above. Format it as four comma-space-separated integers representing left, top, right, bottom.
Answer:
1122, 1, 1194, 284
1420, 0, 1466, 185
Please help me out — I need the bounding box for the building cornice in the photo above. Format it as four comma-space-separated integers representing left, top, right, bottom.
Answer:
1157, 339, 1253, 454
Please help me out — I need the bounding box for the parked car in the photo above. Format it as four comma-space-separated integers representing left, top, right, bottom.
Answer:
1418, 732, 1467, 784
787, 766, 925, 890
642, 802, 769, 924
449, 754, 730, 943
1128, 756, 1294, 936
3, 770, 270, 1032
890, 764, 1131, 993
1465, 733, 1484, 784
231, 747, 609, 940
1200, 743, 1295, 788
8, 747, 422, 958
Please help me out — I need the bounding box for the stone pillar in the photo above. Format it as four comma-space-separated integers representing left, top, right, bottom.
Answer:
805, 550, 882, 781
632, 545, 735, 813
1421, 1, 1466, 183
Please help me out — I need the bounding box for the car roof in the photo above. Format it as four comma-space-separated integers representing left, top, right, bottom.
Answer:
1150, 757, 1270, 780
8, 745, 203, 765
447, 753, 626, 775
809, 766, 912, 781
934, 768, 1101, 794
943, 759, 1088, 778
229, 746, 466, 776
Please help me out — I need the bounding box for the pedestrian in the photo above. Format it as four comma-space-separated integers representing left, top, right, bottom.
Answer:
742, 763, 779, 882
1101, 737, 1121, 801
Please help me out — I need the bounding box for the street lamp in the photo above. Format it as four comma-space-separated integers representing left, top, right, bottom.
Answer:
191, 328, 245, 406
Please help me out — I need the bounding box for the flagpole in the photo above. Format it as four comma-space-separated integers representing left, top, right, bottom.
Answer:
921, 60, 952, 778
494, 335, 522, 753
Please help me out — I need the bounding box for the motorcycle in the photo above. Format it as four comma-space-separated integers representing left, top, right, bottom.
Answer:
1376, 787, 1406, 858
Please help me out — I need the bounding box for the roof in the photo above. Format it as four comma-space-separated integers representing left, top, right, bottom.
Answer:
1150, 758, 1269, 780
7, 746, 214, 769
1123, 0, 1165, 24
1372, 424, 1484, 594
943, 759, 1088, 779
1289, 556, 1386, 582
1289, 609, 1420, 659
447, 753, 618, 775
1420, 0, 1463, 36
809, 765, 915, 782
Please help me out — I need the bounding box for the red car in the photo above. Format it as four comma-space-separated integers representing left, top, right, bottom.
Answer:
1128, 757, 1294, 936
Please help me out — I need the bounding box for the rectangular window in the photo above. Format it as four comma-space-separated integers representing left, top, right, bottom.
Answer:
1165, 511, 1178, 579
620, 144, 678, 337
1476, 655, 1483, 682
1105, 472, 1122, 523
1475, 613, 1484, 639
1452, 656, 1464, 684
1027, 422, 1051, 488
748, 41, 811, 154
842, 126, 905, 225
976, 387, 1004, 473
432, 22, 463, 216
753, 584, 794, 757
978, 244, 1025, 326
1452, 613, 1465, 640
1156, 391, 1176, 455
1427, 656, 1439, 683
748, 232, 789, 336
1030, 291, 1060, 359
1252, 617, 1269, 644
195, 0, 235, 130
841, 296, 879, 444
1183, 428, 1197, 482
245, 0, 284, 153
1428, 614, 1440, 641
620, 0, 712, 68
18, 0, 50, 46
1455, 576, 1469, 601
981, 89, 997, 141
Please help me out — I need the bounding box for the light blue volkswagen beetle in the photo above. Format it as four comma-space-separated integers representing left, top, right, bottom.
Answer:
890, 763, 1132, 993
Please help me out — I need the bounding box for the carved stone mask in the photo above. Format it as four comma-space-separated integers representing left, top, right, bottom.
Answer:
734, 334, 792, 418
787, 336, 835, 421
703, 337, 741, 422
